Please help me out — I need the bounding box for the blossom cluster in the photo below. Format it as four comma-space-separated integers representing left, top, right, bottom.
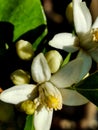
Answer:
0, 0, 98, 130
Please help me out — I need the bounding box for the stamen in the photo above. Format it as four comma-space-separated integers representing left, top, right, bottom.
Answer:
39, 82, 62, 110
92, 28, 98, 42
45, 95, 62, 110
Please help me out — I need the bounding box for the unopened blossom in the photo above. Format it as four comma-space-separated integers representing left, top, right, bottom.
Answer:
65, 2, 73, 24
10, 69, 30, 85
49, 0, 98, 72
45, 50, 63, 73
16, 40, 34, 60
21, 100, 36, 115
0, 53, 89, 130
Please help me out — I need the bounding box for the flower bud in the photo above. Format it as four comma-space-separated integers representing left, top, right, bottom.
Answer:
45, 50, 63, 73
16, 40, 34, 60
10, 69, 30, 85
65, 2, 73, 24
21, 100, 36, 115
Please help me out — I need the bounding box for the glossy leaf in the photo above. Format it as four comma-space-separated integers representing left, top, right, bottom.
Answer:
0, 0, 47, 41
73, 71, 98, 106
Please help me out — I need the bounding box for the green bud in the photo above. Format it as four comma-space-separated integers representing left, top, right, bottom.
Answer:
65, 2, 73, 24
21, 100, 36, 115
45, 50, 63, 73
16, 40, 34, 60
10, 69, 30, 85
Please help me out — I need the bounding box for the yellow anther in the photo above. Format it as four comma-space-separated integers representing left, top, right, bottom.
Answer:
45, 95, 61, 110
39, 82, 62, 110
92, 28, 98, 42
21, 100, 36, 115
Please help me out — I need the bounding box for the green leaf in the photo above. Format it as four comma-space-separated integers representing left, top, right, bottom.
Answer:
73, 71, 98, 106
61, 53, 71, 67
24, 115, 35, 130
0, 0, 47, 42
0, 0, 47, 55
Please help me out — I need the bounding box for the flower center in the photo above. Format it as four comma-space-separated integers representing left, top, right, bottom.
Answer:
92, 28, 98, 42
45, 95, 61, 110
39, 82, 62, 110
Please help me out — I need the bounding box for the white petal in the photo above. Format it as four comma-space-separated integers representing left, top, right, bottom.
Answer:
0, 84, 37, 104
74, 0, 82, 3
34, 106, 53, 130
31, 53, 51, 83
40, 82, 62, 99
77, 49, 92, 78
50, 57, 90, 88
89, 47, 98, 62
49, 33, 79, 52
73, 0, 92, 35
59, 88, 88, 106
92, 16, 98, 29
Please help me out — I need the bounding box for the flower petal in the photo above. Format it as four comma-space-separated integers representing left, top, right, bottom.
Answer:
34, 106, 53, 130
31, 53, 51, 83
49, 33, 79, 52
88, 47, 98, 62
50, 57, 90, 88
73, 0, 92, 35
59, 88, 89, 106
0, 84, 37, 104
92, 16, 98, 29
77, 49, 92, 78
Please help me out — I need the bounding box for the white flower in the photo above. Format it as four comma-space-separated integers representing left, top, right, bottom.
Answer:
0, 53, 89, 130
49, 0, 98, 71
